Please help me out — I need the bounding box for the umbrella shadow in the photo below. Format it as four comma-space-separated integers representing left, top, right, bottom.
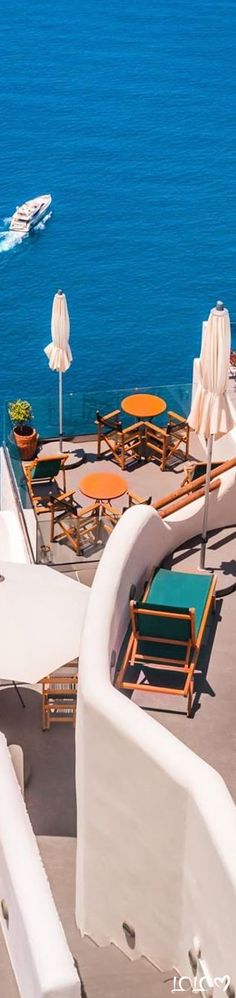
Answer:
208, 527, 236, 552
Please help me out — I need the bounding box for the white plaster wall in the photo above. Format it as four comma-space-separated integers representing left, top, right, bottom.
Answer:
0, 733, 81, 998
76, 477, 236, 979
0, 510, 29, 562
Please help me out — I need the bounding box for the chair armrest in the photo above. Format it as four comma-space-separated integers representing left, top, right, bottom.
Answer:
102, 502, 121, 519
122, 420, 144, 435
96, 408, 121, 423
128, 490, 143, 504
167, 410, 188, 424
127, 490, 152, 506
145, 421, 167, 437
77, 501, 100, 517
50, 488, 76, 504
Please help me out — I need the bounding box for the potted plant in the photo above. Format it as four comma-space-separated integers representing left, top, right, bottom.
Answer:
8, 399, 38, 460
230, 349, 236, 368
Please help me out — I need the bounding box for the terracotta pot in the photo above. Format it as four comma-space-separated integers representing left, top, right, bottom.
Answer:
14, 427, 38, 461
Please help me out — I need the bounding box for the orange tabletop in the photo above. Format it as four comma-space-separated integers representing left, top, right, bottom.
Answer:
80, 471, 128, 502
121, 393, 166, 419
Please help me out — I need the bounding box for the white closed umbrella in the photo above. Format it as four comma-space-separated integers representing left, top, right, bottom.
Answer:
0, 563, 89, 686
44, 290, 72, 451
188, 300, 236, 567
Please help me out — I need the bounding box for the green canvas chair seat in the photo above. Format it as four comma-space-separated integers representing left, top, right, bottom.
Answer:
146, 568, 213, 637
115, 566, 216, 716
24, 453, 71, 515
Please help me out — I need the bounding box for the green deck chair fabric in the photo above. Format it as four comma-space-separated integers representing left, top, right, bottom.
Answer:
190, 462, 219, 482
146, 567, 213, 637
30, 458, 62, 481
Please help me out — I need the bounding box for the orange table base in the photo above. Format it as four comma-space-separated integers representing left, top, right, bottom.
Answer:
121, 393, 166, 420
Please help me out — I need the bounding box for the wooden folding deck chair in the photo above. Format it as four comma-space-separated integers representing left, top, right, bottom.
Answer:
23, 453, 74, 514
96, 409, 143, 470
50, 498, 100, 555
115, 567, 216, 715
144, 410, 190, 471
181, 458, 235, 487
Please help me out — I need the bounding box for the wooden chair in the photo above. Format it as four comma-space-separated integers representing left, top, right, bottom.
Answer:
126, 491, 152, 508
96, 409, 143, 470
50, 497, 100, 555
115, 567, 216, 716
102, 491, 152, 535
42, 663, 78, 729
24, 453, 74, 514
144, 411, 190, 470
181, 460, 225, 486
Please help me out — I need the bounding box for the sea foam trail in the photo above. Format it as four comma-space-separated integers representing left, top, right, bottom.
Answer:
0, 210, 52, 251
0, 230, 26, 253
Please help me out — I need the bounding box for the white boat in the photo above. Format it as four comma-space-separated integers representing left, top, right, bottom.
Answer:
10, 194, 52, 232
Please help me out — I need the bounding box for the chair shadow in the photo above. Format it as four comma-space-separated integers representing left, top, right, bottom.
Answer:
188, 600, 220, 718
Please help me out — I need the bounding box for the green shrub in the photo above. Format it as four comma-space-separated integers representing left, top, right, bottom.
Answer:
8, 399, 33, 426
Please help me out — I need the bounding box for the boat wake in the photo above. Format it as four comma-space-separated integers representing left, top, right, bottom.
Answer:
0, 209, 52, 252
0, 229, 26, 253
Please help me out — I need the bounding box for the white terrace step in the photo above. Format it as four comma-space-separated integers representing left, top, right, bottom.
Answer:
37, 836, 176, 998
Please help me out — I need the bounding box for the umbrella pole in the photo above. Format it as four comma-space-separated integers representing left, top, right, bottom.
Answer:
13, 682, 26, 709
200, 433, 214, 569
59, 370, 63, 452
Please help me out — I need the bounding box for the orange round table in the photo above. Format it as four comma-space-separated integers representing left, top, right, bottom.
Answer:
79, 471, 128, 503
121, 393, 166, 420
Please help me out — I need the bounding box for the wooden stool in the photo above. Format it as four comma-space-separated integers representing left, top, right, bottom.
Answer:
42, 663, 78, 730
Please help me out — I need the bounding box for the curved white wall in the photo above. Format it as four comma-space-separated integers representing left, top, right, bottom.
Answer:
76, 474, 236, 980
0, 734, 81, 998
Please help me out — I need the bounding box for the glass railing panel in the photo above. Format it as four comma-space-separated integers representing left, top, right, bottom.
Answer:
3, 382, 193, 445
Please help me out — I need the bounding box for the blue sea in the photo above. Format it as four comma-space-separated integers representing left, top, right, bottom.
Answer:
1, 0, 236, 411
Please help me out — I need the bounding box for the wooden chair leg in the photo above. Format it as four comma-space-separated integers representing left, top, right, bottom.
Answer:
185, 426, 190, 460
115, 633, 134, 688
50, 506, 55, 543
187, 680, 193, 717
42, 692, 48, 730
160, 437, 168, 471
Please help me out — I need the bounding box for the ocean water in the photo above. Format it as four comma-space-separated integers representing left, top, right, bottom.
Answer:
1, 0, 236, 410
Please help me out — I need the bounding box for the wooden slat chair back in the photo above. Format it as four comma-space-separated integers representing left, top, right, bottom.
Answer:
24, 453, 70, 514
115, 567, 216, 716
144, 410, 189, 471
50, 498, 100, 555
96, 409, 143, 470
42, 662, 78, 730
